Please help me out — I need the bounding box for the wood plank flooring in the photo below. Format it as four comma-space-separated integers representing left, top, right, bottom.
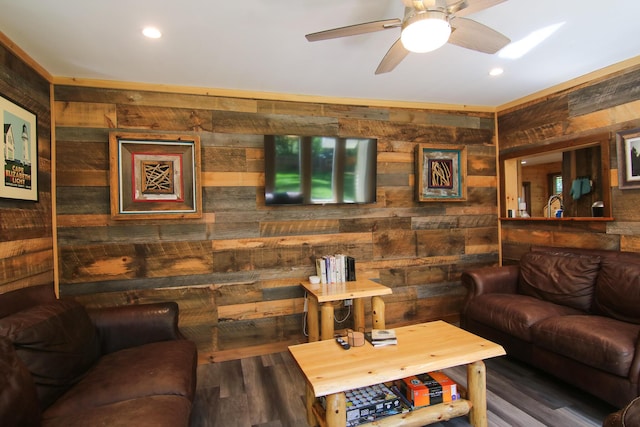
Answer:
190, 352, 616, 427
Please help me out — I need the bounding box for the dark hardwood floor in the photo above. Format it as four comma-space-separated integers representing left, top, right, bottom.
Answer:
190, 352, 615, 427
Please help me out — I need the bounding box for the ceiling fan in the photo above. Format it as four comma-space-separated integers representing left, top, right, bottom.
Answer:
305, 0, 511, 74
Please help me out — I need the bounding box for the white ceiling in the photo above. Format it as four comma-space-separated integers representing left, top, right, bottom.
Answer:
1, 0, 640, 108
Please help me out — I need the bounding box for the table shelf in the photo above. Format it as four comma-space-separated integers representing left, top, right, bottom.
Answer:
312, 398, 472, 427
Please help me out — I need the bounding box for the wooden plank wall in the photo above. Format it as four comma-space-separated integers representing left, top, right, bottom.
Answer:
53, 85, 499, 362
0, 42, 54, 294
498, 64, 640, 263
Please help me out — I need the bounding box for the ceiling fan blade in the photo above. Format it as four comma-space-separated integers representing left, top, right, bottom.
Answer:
449, 17, 510, 53
453, 0, 507, 18
375, 38, 410, 74
306, 19, 401, 42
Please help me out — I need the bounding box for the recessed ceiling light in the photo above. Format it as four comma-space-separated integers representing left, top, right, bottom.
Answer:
142, 27, 162, 39
489, 67, 504, 76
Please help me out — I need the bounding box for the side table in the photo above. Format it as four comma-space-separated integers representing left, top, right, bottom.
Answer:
300, 278, 392, 341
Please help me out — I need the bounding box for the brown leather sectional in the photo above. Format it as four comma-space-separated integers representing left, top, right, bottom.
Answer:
0, 285, 197, 426
461, 246, 640, 409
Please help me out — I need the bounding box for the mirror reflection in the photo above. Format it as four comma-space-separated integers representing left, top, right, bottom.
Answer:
502, 136, 611, 219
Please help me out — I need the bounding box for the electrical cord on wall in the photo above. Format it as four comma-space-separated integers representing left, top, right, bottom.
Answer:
302, 292, 308, 337
334, 302, 351, 323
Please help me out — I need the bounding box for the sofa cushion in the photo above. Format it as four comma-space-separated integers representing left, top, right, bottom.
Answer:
518, 251, 601, 311
0, 337, 41, 427
465, 294, 583, 342
42, 395, 191, 427
593, 259, 640, 324
531, 315, 640, 377
44, 339, 197, 419
0, 299, 101, 409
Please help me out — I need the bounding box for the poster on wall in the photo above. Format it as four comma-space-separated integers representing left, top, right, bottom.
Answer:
1, 94, 38, 201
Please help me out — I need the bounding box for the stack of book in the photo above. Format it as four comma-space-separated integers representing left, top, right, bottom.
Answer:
366, 329, 397, 347
322, 382, 405, 427
315, 254, 356, 284
397, 371, 459, 408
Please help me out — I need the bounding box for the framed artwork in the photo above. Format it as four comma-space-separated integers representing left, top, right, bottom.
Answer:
616, 128, 640, 190
416, 144, 467, 202
1, 95, 38, 201
109, 132, 202, 219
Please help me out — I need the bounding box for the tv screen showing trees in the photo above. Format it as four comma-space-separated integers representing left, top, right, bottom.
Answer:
264, 135, 377, 205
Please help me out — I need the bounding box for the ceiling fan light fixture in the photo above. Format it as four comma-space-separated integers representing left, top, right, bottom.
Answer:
401, 11, 451, 53
142, 27, 162, 39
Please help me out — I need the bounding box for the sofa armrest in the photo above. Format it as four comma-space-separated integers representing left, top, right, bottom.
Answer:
460, 265, 520, 326
0, 284, 56, 318
461, 265, 520, 296
87, 302, 186, 354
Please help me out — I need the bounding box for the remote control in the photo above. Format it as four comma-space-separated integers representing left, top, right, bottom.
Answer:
335, 337, 350, 350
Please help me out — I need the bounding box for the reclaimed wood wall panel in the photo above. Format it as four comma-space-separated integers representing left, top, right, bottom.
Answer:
0, 42, 53, 294
498, 63, 640, 263
568, 67, 640, 117
55, 101, 116, 128
54, 85, 498, 362
55, 85, 259, 113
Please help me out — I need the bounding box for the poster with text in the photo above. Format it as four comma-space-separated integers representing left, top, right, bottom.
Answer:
1, 95, 37, 201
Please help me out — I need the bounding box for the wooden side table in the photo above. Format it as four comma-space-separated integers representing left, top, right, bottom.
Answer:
300, 278, 392, 341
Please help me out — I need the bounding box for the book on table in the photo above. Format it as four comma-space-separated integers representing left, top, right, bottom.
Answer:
322, 382, 405, 426
315, 254, 357, 284
397, 371, 459, 408
366, 329, 397, 347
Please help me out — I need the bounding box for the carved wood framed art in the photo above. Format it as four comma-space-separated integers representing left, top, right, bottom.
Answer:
1, 94, 38, 201
109, 132, 202, 219
416, 144, 467, 202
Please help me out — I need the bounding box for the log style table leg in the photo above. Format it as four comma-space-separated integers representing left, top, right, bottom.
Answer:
371, 296, 386, 329
305, 384, 317, 426
467, 360, 488, 427
324, 392, 347, 427
320, 302, 334, 340
307, 297, 319, 342
353, 298, 365, 332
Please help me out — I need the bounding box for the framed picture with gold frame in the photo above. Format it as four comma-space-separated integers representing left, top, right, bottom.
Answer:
416, 144, 467, 202
109, 132, 202, 219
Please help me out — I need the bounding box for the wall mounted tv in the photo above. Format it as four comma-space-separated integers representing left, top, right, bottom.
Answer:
264, 135, 377, 206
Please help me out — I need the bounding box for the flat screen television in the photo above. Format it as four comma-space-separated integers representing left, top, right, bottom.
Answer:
264, 135, 377, 206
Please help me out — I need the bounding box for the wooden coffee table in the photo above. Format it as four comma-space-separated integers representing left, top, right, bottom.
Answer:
289, 321, 506, 427
300, 278, 392, 341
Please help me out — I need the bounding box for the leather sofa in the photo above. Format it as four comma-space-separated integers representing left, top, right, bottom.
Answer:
0, 285, 197, 427
461, 246, 640, 409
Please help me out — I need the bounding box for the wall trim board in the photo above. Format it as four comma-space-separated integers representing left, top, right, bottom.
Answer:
50, 84, 59, 297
